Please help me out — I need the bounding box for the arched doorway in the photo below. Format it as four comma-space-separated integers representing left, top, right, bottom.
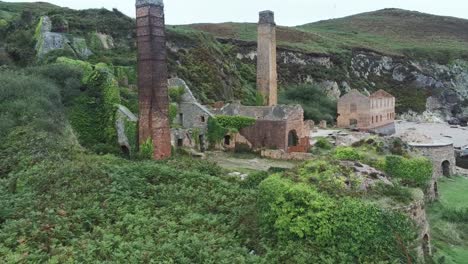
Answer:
288, 130, 298, 147
224, 135, 231, 146
199, 135, 205, 152
442, 160, 451, 177
422, 234, 430, 257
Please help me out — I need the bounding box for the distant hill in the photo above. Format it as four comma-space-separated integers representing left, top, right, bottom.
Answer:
184, 8, 468, 61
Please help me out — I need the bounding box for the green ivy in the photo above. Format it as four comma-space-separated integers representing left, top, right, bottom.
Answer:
215, 115, 256, 133
207, 117, 227, 146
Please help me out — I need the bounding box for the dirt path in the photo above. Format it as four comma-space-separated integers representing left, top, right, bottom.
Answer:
207, 152, 296, 172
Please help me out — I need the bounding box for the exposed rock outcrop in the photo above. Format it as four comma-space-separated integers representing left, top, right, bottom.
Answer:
35, 16, 92, 59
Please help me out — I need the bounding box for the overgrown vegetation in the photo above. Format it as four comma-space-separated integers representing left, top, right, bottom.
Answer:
207, 115, 256, 146
428, 176, 468, 263
1, 67, 427, 262
279, 84, 337, 123
384, 155, 433, 189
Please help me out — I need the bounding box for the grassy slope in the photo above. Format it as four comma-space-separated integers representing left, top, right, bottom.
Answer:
428, 176, 468, 263
186, 8, 468, 61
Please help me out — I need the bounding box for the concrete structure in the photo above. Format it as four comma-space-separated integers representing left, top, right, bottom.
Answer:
409, 142, 456, 201
136, 0, 171, 159
257, 10, 277, 106
214, 103, 310, 153
337, 89, 396, 135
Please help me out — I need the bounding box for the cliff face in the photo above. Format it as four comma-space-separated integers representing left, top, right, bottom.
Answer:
232, 41, 468, 121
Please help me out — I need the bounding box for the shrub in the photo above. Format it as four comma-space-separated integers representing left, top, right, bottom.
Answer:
241, 171, 269, 189
215, 115, 256, 132
385, 155, 433, 188
333, 146, 361, 161
207, 117, 227, 145
136, 138, 153, 160
258, 175, 417, 262
315, 137, 333, 150
169, 86, 186, 103
279, 84, 337, 124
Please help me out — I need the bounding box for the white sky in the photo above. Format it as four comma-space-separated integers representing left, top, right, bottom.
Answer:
4, 0, 468, 26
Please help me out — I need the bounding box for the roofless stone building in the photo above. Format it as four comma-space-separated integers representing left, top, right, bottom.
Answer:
257, 11, 277, 106
170, 11, 310, 156
136, 0, 171, 159
337, 89, 396, 135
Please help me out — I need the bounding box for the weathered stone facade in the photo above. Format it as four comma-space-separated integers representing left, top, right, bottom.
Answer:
214, 103, 310, 153
257, 11, 277, 106
409, 142, 456, 201
337, 89, 396, 135
136, 0, 171, 159
169, 78, 212, 152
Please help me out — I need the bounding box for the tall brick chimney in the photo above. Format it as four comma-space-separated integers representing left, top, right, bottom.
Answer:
136, 0, 171, 160
257, 10, 277, 106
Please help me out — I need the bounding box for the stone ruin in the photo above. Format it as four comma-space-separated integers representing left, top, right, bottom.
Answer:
165, 11, 311, 156
337, 89, 396, 135
136, 0, 171, 160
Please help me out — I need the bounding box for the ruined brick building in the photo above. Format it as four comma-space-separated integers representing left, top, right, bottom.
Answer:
136, 0, 171, 159
171, 11, 310, 154
337, 89, 396, 135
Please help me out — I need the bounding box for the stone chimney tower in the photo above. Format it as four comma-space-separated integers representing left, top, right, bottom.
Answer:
136, 0, 171, 160
257, 10, 277, 106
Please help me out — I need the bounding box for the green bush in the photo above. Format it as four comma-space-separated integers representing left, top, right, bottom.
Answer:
385, 155, 433, 188
279, 84, 337, 123
136, 138, 153, 160
258, 175, 417, 262
215, 115, 256, 132
207, 117, 227, 145
241, 171, 269, 189
333, 146, 361, 161
169, 86, 186, 103
315, 137, 333, 150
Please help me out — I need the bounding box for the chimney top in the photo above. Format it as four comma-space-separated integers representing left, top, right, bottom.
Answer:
259, 10, 275, 25
136, 0, 164, 8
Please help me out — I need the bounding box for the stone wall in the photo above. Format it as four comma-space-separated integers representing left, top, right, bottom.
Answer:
410, 143, 456, 200
337, 89, 395, 135
400, 197, 432, 258
337, 90, 371, 128
240, 120, 288, 150
257, 10, 277, 106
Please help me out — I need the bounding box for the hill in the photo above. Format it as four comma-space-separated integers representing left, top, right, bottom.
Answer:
186, 8, 468, 61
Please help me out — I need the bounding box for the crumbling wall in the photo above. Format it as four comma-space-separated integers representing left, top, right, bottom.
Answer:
410, 143, 456, 200
337, 90, 370, 129
240, 120, 288, 151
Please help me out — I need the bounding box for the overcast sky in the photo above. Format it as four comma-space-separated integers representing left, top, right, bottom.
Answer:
5, 0, 468, 26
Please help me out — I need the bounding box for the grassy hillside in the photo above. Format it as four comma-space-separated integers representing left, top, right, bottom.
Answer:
0, 64, 425, 262
428, 176, 468, 263
186, 8, 468, 62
